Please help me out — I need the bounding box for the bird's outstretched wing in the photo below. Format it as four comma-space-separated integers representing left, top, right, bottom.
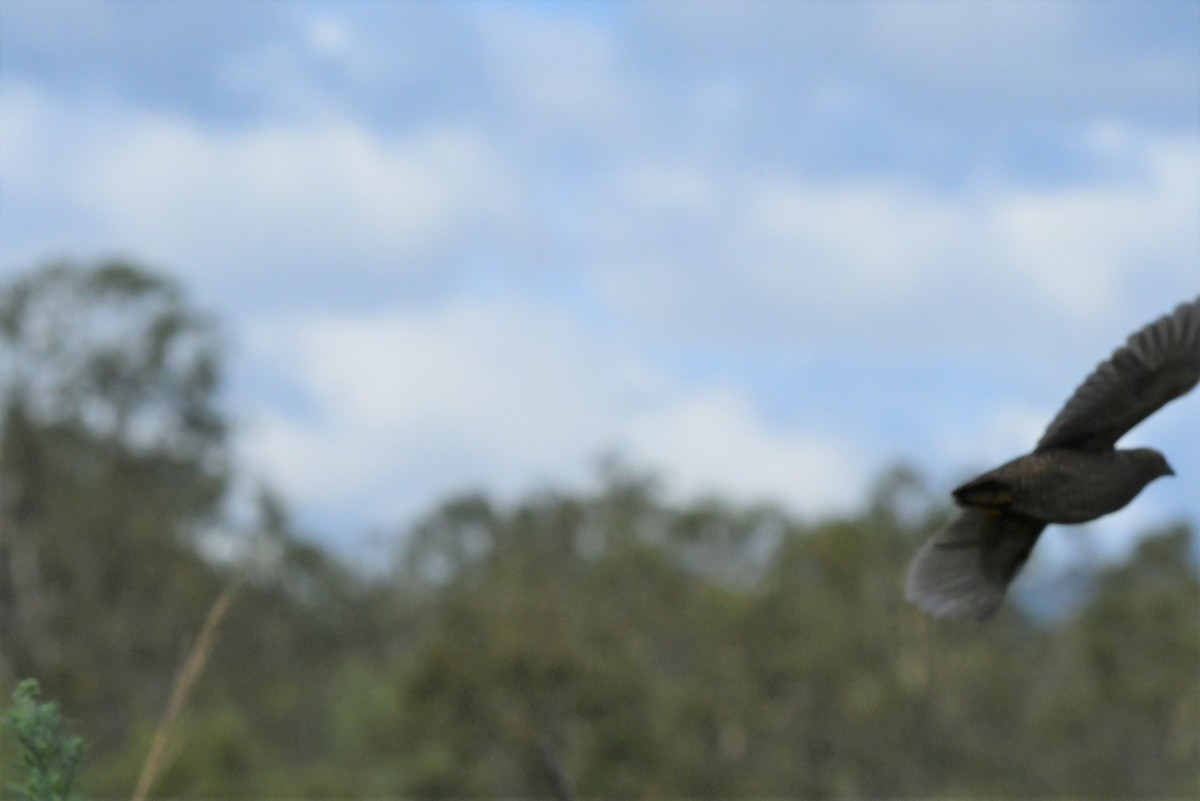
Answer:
1037, 297, 1200, 452
905, 509, 1046, 621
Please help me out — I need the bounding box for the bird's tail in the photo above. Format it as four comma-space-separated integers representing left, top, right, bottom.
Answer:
905, 508, 1046, 620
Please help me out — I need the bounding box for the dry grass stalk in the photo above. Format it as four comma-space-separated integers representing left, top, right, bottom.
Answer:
131, 572, 245, 801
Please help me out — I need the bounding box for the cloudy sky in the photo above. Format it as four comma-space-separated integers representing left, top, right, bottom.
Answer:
1, 0, 1198, 565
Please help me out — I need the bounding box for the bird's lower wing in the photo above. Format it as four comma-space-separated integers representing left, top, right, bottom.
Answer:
905, 509, 1046, 621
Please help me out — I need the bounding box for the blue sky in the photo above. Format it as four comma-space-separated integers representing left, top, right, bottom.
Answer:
1, 0, 1198, 570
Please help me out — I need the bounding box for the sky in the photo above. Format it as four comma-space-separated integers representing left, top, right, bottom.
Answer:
1, 0, 1198, 571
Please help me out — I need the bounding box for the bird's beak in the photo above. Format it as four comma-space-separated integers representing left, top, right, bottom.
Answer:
1165, 464, 1176, 477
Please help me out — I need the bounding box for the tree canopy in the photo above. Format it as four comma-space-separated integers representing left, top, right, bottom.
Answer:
1, 261, 1196, 798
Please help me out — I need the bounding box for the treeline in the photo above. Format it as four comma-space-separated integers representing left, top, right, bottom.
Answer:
0, 261, 1197, 798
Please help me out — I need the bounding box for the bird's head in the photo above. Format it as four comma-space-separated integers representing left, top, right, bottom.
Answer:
1129, 448, 1175, 480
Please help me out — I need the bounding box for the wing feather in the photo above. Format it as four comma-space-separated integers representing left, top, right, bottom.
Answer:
1037, 297, 1200, 451
905, 509, 1046, 621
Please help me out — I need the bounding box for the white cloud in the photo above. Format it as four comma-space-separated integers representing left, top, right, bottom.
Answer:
742, 178, 971, 307
0, 84, 526, 299
305, 17, 350, 58
472, 7, 630, 133
866, 0, 1198, 113
936, 403, 1053, 472
868, 0, 1075, 85
82, 120, 508, 268
994, 136, 1200, 322
625, 389, 861, 511
238, 298, 866, 525
616, 163, 720, 214
238, 297, 648, 519
2, 2, 1196, 547
592, 129, 1200, 352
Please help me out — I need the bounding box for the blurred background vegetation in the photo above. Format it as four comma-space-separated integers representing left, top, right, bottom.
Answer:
1, 261, 1197, 798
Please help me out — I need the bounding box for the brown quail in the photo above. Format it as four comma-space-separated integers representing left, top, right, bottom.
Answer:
907, 297, 1200, 620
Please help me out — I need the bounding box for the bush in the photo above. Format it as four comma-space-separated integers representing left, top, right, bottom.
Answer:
2, 679, 86, 801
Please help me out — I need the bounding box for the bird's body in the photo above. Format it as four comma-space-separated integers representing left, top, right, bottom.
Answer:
906, 296, 1200, 620
952, 447, 1172, 524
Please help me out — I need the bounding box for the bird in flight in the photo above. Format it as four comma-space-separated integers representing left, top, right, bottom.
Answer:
907, 296, 1200, 620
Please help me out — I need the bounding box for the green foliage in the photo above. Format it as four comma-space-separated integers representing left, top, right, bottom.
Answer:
147, 707, 262, 798
372, 478, 1199, 798
0, 261, 229, 766
2, 680, 85, 801
1, 261, 1197, 797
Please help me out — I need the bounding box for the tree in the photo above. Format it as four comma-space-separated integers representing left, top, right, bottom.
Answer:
0, 260, 228, 748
